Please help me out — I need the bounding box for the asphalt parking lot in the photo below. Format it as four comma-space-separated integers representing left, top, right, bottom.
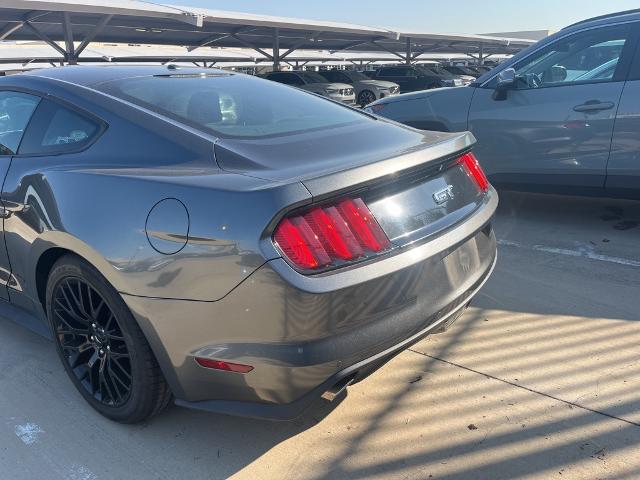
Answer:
1, 191, 639, 480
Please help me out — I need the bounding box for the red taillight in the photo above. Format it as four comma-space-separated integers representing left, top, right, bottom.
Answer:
195, 357, 254, 373
273, 197, 391, 272
457, 152, 489, 192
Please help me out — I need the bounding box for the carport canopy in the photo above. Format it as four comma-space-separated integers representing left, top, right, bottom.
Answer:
0, 0, 535, 67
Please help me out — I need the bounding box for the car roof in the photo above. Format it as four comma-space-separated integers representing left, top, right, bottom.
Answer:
20, 65, 233, 87
564, 9, 640, 29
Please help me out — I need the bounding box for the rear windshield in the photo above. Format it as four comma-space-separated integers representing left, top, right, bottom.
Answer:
95, 73, 369, 138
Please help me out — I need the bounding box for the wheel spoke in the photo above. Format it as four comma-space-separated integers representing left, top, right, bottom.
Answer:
55, 298, 90, 325
110, 357, 132, 381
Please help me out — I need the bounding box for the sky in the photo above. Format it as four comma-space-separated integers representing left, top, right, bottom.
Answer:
172, 0, 639, 34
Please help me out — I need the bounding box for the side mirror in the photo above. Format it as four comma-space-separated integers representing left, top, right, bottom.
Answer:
496, 68, 516, 90
493, 68, 516, 101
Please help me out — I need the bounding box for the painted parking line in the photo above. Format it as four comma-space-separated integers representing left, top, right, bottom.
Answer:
497, 239, 640, 268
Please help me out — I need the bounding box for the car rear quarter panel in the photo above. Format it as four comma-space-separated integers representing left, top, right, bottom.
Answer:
374, 87, 475, 132
0, 76, 311, 312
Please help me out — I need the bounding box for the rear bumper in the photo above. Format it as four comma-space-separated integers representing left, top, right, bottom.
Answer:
122, 189, 498, 419
175, 252, 494, 420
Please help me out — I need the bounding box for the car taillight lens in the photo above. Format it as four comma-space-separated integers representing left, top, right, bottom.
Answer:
457, 152, 489, 192
273, 197, 392, 272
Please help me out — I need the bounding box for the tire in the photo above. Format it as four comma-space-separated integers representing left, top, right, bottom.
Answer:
46, 255, 172, 423
357, 90, 377, 107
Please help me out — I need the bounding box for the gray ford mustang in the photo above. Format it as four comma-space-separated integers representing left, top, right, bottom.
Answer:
0, 66, 497, 422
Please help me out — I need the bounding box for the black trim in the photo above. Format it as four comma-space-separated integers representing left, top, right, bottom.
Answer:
628, 25, 640, 80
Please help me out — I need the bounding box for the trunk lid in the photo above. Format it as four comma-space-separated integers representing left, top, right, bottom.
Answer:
214, 121, 467, 188
216, 123, 483, 249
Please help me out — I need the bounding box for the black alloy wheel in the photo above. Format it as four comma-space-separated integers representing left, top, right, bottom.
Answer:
358, 90, 377, 107
47, 255, 172, 423
52, 277, 132, 407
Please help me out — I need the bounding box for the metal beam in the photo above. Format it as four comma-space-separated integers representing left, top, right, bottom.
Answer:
188, 26, 256, 52
0, 11, 52, 41
74, 14, 113, 58
0, 22, 24, 41
187, 33, 231, 52
329, 37, 385, 53
369, 40, 407, 62
23, 22, 67, 57
279, 31, 324, 60
229, 33, 273, 60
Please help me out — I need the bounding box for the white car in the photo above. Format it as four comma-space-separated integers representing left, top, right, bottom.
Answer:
263, 71, 356, 105
319, 70, 400, 106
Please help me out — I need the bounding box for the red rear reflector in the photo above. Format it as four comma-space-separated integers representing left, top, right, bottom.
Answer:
273, 196, 391, 272
195, 358, 254, 373
458, 152, 489, 192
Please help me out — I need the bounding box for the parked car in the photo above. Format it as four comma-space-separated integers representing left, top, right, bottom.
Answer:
365, 10, 640, 198
469, 65, 492, 75
317, 69, 400, 106
426, 63, 475, 85
0, 65, 497, 422
262, 70, 355, 105
369, 65, 463, 93
443, 64, 481, 78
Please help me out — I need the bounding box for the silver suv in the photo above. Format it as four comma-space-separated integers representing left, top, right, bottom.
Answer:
318, 69, 400, 106
263, 70, 356, 105
366, 9, 640, 198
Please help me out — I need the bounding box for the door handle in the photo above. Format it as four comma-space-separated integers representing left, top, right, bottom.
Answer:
573, 101, 615, 113
0, 201, 29, 219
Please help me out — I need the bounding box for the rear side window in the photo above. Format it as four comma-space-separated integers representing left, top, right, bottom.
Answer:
378, 68, 406, 77
95, 73, 370, 138
0, 91, 40, 155
19, 99, 102, 155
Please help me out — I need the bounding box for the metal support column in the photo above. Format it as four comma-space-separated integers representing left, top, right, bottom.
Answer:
62, 12, 76, 65
405, 37, 412, 64
273, 27, 280, 71
478, 43, 484, 65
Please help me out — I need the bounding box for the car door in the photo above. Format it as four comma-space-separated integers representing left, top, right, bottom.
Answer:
468, 23, 637, 189
2, 97, 102, 312
0, 90, 40, 301
606, 22, 640, 193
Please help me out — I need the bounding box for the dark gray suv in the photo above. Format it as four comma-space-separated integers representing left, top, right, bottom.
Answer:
366, 10, 640, 198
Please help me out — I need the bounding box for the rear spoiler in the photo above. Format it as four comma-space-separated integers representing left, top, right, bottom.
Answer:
301, 131, 475, 200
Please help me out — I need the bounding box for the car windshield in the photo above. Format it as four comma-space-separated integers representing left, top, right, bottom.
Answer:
343, 71, 370, 81
424, 65, 455, 78
298, 72, 327, 83
95, 73, 369, 138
